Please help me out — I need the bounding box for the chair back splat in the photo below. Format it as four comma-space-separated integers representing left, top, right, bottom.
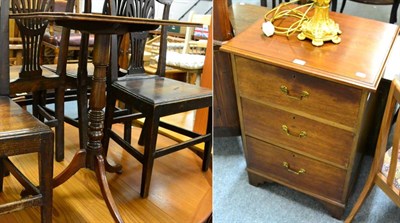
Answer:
103, 0, 156, 76
11, 0, 51, 78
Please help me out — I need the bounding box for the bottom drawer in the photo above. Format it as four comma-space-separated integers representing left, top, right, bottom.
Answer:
245, 136, 346, 202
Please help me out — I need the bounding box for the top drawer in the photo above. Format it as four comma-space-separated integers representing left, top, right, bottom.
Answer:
234, 56, 362, 128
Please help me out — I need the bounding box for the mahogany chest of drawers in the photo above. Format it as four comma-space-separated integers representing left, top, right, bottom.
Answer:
221, 12, 399, 218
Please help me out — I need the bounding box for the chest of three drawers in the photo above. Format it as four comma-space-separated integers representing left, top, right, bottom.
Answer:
221, 12, 398, 219
233, 56, 365, 218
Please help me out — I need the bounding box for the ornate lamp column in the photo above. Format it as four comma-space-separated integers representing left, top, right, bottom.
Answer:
297, 0, 341, 46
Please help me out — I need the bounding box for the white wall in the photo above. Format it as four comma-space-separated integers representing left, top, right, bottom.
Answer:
91, 0, 104, 13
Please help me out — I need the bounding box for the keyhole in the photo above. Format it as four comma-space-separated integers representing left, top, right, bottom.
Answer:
292, 74, 296, 79
292, 116, 296, 120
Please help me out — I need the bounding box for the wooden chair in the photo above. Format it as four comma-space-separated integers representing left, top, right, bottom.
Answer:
42, 0, 94, 64
345, 79, 400, 222
340, 0, 399, 23
0, 2, 54, 221
0, 99, 54, 222
149, 11, 211, 84
102, 0, 212, 198
10, 0, 65, 162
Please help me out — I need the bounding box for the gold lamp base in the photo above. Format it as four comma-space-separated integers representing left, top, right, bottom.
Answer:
297, 0, 341, 46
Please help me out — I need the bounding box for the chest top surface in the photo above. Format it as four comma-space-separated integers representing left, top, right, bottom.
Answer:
221, 10, 399, 91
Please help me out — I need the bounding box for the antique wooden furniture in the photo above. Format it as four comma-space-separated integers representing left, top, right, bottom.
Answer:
0, 99, 54, 222
213, 1, 240, 137
11, 5, 204, 222
221, 11, 399, 218
42, 0, 95, 64
151, 11, 211, 85
214, 2, 270, 137
42, 0, 93, 152
102, 0, 212, 198
340, 0, 399, 23
345, 79, 400, 222
193, 14, 212, 135
0, 2, 54, 221
9, 0, 65, 162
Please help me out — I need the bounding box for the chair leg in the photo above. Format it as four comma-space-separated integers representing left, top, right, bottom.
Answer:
16, 50, 22, 65
138, 118, 148, 146
123, 104, 132, 144
39, 91, 48, 121
55, 87, 65, 162
331, 0, 337, 12
39, 135, 54, 223
202, 107, 212, 171
102, 93, 117, 156
0, 157, 5, 192
40, 45, 45, 65
340, 0, 347, 13
344, 168, 377, 222
53, 47, 60, 64
187, 72, 197, 85
390, 1, 400, 23
76, 72, 89, 151
32, 92, 42, 120
140, 112, 160, 198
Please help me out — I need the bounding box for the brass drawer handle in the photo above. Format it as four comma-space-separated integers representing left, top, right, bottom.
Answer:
283, 162, 306, 175
280, 85, 309, 100
282, 125, 307, 138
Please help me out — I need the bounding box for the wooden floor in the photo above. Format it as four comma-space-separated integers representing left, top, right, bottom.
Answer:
0, 112, 212, 222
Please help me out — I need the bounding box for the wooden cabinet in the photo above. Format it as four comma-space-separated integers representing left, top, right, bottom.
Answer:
221, 11, 399, 218
213, 0, 240, 136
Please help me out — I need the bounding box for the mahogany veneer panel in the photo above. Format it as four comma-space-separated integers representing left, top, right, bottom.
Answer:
246, 136, 346, 202
236, 56, 361, 128
242, 98, 353, 167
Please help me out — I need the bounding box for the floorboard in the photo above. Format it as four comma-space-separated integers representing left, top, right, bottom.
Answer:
0, 112, 211, 222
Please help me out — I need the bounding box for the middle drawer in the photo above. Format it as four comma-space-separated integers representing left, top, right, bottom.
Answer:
242, 98, 354, 167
